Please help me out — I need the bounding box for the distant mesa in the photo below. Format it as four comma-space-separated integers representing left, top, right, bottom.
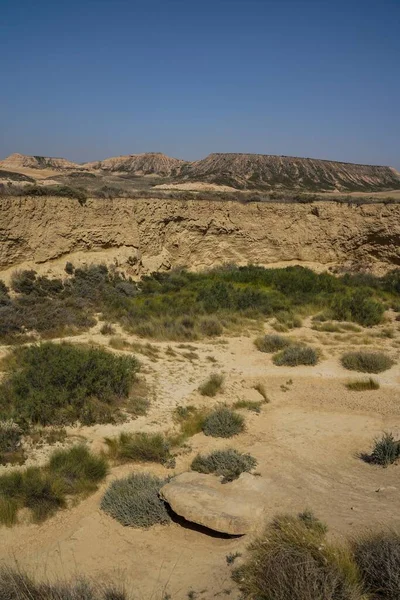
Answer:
178, 153, 400, 192
1, 151, 399, 191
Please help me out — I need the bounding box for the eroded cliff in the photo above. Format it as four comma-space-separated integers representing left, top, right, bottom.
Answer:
1, 196, 399, 278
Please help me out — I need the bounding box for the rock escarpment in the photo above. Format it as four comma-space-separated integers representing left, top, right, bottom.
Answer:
0, 196, 399, 277
179, 153, 400, 191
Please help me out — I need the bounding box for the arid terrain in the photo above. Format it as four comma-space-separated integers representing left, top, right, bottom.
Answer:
0, 150, 400, 600
0, 311, 399, 599
1, 150, 400, 193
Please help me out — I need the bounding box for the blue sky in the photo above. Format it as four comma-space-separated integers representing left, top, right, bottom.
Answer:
1, 0, 399, 168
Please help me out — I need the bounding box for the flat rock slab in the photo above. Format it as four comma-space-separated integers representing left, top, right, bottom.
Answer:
159, 472, 268, 535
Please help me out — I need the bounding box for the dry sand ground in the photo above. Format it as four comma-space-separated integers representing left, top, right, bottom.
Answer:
0, 317, 400, 599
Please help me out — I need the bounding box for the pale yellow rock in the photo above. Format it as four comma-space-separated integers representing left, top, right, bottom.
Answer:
159, 471, 268, 535
1, 197, 399, 278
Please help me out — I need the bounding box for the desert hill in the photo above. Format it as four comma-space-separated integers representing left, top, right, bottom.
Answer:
83, 152, 186, 176
0, 152, 82, 172
1, 151, 400, 192
178, 153, 400, 191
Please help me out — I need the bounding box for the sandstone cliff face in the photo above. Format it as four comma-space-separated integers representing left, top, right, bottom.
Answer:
0, 197, 399, 277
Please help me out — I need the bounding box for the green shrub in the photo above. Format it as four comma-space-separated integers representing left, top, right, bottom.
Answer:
0, 420, 22, 454
21, 467, 66, 523
172, 405, 209, 441
105, 432, 172, 465
234, 513, 364, 600
100, 473, 170, 528
254, 334, 291, 353
297, 509, 328, 535
0, 343, 139, 426
330, 290, 384, 326
275, 311, 302, 329
48, 445, 108, 494
345, 378, 380, 391
0, 445, 107, 526
198, 373, 224, 397
0, 497, 19, 527
10, 270, 37, 295
199, 317, 223, 337
0, 420, 25, 465
273, 345, 319, 366
202, 407, 245, 438
369, 432, 400, 466
65, 261, 74, 275
191, 449, 257, 482
353, 531, 400, 600
341, 351, 394, 373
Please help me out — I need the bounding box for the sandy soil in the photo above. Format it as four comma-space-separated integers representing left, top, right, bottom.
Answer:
153, 181, 238, 192
0, 317, 400, 599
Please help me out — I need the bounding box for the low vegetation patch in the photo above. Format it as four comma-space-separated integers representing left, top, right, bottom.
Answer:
254, 334, 292, 353
273, 345, 319, 366
202, 407, 245, 438
105, 432, 173, 466
345, 378, 380, 391
198, 373, 224, 397
273, 311, 303, 331
0, 343, 139, 427
297, 508, 328, 535
330, 289, 385, 326
126, 396, 150, 417
101, 473, 170, 528
48, 445, 108, 494
191, 449, 257, 482
172, 405, 209, 441
0, 567, 129, 599
353, 531, 400, 600
233, 399, 264, 413
0, 420, 24, 465
233, 512, 364, 600
1, 264, 397, 343
341, 351, 394, 373
199, 316, 224, 337
0, 445, 107, 525
368, 432, 400, 467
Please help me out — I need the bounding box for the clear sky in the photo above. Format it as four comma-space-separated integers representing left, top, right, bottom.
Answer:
1, 0, 399, 168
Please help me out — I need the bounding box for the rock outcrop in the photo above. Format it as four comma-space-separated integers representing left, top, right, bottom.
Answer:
159, 472, 268, 534
0, 153, 82, 171
0, 197, 399, 277
83, 152, 186, 176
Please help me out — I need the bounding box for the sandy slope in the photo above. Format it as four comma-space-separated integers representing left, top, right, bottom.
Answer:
0, 315, 399, 598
